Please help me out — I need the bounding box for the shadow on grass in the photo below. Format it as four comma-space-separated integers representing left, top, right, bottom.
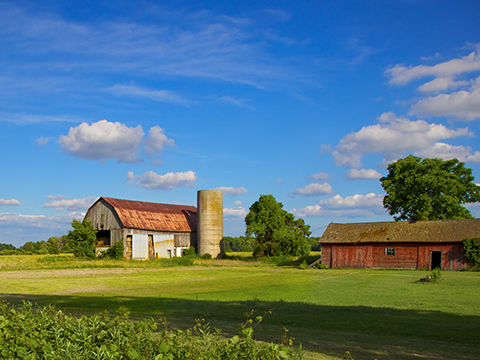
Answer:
1, 293, 479, 360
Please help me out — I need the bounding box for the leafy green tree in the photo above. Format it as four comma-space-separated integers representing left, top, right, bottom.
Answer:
46, 237, 60, 254
245, 194, 311, 257
381, 155, 480, 221
60, 234, 74, 253
67, 218, 97, 258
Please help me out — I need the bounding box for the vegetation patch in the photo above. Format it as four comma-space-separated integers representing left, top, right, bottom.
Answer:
0, 301, 303, 359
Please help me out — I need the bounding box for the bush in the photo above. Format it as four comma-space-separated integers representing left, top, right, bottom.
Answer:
67, 219, 97, 259
0, 301, 304, 360
201, 253, 212, 260
102, 241, 125, 260
463, 237, 480, 267
182, 246, 197, 257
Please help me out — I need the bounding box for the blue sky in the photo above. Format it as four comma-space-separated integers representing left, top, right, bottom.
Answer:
1, 0, 480, 246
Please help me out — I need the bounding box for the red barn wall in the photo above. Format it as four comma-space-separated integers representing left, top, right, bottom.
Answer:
323, 242, 469, 270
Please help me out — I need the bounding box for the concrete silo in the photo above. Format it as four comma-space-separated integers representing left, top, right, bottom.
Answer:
197, 190, 223, 258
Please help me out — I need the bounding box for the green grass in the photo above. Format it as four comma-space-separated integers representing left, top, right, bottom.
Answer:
0, 255, 479, 359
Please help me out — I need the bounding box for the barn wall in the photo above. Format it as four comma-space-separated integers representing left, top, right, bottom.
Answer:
326, 242, 470, 270
328, 244, 373, 268
122, 228, 196, 259
321, 244, 332, 268
372, 243, 418, 269
417, 243, 468, 270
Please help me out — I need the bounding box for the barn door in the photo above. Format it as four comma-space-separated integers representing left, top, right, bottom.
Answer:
431, 251, 442, 270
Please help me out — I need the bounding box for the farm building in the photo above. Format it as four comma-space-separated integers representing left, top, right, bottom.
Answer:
320, 219, 480, 270
84, 190, 223, 260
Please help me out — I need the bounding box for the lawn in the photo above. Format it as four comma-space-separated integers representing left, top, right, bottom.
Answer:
0, 254, 479, 359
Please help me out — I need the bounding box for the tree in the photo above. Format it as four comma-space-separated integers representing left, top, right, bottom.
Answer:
46, 237, 60, 254
67, 218, 97, 258
380, 155, 480, 221
245, 195, 311, 257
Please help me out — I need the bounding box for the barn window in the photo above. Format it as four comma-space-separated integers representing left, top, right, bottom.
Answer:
385, 247, 395, 256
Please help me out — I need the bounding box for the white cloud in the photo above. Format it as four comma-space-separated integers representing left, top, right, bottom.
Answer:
309, 172, 330, 182
332, 112, 473, 168
144, 126, 175, 156
346, 169, 381, 180
292, 193, 385, 218
418, 77, 469, 93
233, 200, 243, 207
46, 195, 67, 200
415, 142, 480, 163
43, 196, 98, 211
410, 77, 480, 121
128, 170, 196, 190
0, 211, 84, 245
223, 206, 247, 218
290, 183, 334, 197
108, 84, 190, 104
386, 50, 480, 85
35, 137, 49, 145
214, 186, 248, 196
59, 120, 145, 163
0, 199, 21, 206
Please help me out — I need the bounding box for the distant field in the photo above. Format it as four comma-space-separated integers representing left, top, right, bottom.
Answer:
0, 254, 479, 360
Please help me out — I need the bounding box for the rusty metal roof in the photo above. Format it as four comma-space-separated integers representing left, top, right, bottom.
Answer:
321, 219, 480, 244
99, 197, 197, 231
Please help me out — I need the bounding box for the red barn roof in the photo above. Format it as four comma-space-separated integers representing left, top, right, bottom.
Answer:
89, 197, 197, 232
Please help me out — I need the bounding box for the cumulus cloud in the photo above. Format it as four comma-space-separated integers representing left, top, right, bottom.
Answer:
410, 77, 480, 121
43, 196, 98, 211
332, 112, 473, 168
0, 198, 21, 206
309, 172, 330, 182
223, 205, 247, 218
59, 120, 145, 163
144, 126, 175, 156
214, 186, 248, 196
290, 183, 334, 197
292, 193, 385, 218
417, 77, 469, 94
386, 50, 480, 86
415, 142, 480, 163
128, 170, 196, 190
345, 169, 382, 180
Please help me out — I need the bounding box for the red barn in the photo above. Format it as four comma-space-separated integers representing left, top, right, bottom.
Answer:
320, 219, 480, 270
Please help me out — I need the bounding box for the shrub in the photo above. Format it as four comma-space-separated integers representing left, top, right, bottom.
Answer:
102, 240, 125, 260
67, 219, 97, 259
182, 246, 197, 257
0, 301, 304, 360
201, 253, 212, 260
463, 237, 480, 267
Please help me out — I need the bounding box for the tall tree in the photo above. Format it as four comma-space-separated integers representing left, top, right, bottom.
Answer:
67, 218, 97, 258
380, 155, 480, 221
245, 195, 311, 256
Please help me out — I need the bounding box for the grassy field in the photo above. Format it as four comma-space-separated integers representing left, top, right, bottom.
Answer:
0, 254, 479, 359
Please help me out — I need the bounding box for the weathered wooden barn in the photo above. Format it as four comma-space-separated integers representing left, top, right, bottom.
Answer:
320, 219, 480, 270
84, 197, 197, 259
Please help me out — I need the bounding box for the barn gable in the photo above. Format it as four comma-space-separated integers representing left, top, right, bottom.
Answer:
320, 219, 480, 270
